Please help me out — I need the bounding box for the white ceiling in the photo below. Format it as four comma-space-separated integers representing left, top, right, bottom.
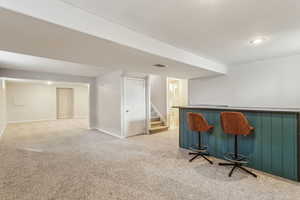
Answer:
61, 0, 300, 65
0, 7, 222, 78
0, 51, 108, 77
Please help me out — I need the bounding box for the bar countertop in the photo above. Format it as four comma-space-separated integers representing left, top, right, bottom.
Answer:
174, 105, 300, 113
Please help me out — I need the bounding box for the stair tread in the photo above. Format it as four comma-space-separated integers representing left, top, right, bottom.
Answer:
151, 117, 160, 122
151, 121, 163, 125
150, 125, 169, 131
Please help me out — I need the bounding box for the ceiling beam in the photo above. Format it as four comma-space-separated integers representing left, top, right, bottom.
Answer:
1, 0, 227, 74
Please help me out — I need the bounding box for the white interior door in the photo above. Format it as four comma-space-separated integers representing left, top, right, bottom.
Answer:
124, 78, 146, 137
57, 88, 74, 119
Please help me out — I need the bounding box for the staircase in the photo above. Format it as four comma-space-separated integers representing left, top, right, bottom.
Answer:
150, 106, 168, 133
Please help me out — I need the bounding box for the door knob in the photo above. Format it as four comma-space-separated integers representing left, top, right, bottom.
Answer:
126, 110, 129, 113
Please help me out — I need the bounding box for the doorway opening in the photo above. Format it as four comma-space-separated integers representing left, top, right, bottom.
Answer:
167, 77, 188, 129
122, 75, 188, 137
57, 88, 74, 119
123, 77, 147, 138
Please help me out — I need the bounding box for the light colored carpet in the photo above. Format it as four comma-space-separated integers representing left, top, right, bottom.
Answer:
0, 119, 299, 200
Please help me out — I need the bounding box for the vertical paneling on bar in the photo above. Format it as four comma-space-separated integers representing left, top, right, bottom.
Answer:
261, 113, 272, 174
214, 111, 223, 158
208, 111, 216, 155
297, 114, 299, 181
179, 109, 183, 148
282, 114, 297, 179
251, 112, 262, 170
182, 109, 188, 148
178, 108, 298, 181
202, 111, 209, 147
244, 112, 257, 167
271, 113, 283, 176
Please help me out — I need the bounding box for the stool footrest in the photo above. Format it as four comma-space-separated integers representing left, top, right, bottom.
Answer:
224, 153, 248, 164
189, 145, 208, 152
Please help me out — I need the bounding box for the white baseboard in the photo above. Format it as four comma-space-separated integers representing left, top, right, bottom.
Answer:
8, 118, 57, 124
0, 124, 7, 138
96, 128, 124, 139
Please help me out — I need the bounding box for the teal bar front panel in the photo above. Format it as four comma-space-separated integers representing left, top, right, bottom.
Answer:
179, 108, 299, 181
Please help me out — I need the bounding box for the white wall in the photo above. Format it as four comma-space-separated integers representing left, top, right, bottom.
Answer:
189, 54, 300, 108
6, 81, 89, 123
0, 79, 7, 136
96, 70, 123, 137
150, 75, 167, 120
0, 68, 97, 128
72, 85, 89, 118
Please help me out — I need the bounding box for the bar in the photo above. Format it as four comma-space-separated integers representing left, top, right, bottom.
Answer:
176, 105, 300, 181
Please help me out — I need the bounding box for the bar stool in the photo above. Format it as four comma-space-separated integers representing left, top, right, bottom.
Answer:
218, 112, 257, 178
187, 112, 214, 164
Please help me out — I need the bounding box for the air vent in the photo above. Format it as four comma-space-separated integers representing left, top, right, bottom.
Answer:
153, 64, 167, 68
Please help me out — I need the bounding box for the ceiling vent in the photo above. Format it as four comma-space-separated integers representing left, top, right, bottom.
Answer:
153, 64, 167, 68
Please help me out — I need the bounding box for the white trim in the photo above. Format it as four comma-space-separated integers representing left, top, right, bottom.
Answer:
166, 77, 188, 129
96, 128, 125, 139
87, 83, 92, 129
121, 76, 125, 138
0, 124, 7, 138
145, 75, 151, 134
165, 77, 170, 126
122, 76, 148, 138
8, 118, 57, 124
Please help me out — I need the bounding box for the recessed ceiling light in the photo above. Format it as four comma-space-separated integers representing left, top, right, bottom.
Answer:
47, 81, 53, 85
153, 64, 167, 68
249, 37, 267, 46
